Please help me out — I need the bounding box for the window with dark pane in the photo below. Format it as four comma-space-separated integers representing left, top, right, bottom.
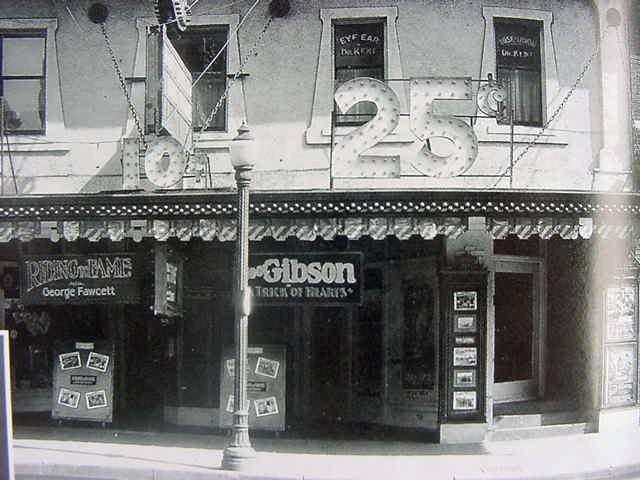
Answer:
167, 25, 228, 131
0, 31, 46, 134
494, 19, 542, 127
334, 22, 384, 126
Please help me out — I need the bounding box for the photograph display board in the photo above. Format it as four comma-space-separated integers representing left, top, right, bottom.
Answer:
52, 340, 114, 423
602, 286, 639, 407
440, 270, 486, 422
220, 345, 286, 431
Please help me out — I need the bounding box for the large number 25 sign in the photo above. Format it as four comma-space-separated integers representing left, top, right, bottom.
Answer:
333, 77, 478, 178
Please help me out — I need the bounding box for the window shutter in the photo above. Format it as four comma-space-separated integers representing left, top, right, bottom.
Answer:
146, 27, 192, 149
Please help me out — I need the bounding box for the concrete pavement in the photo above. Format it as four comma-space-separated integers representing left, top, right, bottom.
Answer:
12, 424, 640, 479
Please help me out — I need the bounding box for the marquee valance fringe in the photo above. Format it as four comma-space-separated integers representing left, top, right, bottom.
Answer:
0, 217, 468, 243
1, 216, 636, 243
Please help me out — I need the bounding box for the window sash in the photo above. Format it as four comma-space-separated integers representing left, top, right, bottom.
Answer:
0, 33, 46, 134
333, 22, 385, 126
192, 72, 226, 131
497, 67, 542, 127
494, 19, 542, 127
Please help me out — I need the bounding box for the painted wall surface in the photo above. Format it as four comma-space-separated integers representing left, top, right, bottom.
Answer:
0, 0, 617, 194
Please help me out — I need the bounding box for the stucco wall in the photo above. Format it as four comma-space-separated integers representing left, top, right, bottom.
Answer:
0, 0, 606, 194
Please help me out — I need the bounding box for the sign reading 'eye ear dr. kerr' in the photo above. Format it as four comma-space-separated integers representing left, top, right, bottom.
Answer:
249, 253, 363, 305
20, 254, 140, 305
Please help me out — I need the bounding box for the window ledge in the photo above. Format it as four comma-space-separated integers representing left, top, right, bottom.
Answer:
193, 132, 237, 151
307, 117, 415, 145
3, 137, 72, 152
475, 118, 569, 146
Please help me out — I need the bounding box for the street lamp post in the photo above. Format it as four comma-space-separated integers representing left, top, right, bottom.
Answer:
221, 123, 257, 471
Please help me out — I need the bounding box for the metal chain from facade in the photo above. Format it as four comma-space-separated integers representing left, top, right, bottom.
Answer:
189, 14, 273, 147
100, 23, 147, 149
488, 30, 605, 188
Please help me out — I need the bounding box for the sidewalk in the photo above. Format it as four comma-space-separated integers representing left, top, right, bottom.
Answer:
12, 424, 640, 480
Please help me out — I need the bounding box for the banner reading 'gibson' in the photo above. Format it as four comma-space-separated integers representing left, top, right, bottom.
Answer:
21, 254, 140, 305
249, 253, 362, 305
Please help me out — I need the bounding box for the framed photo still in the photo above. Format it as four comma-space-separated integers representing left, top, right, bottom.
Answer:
86, 352, 109, 373
85, 390, 108, 409
57, 387, 80, 408
59, 352, 82, 371
254, 396, 279, 417
453, 347, 477, 367
453, 369, 476, 388
454, 291, 477, 311
452, 391, 477, 410
255, 357, 280, 379
454, 315, 477, 333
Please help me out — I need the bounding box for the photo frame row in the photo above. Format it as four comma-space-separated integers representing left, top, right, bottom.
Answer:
59, 351, 109, 373
226, 395, 279, 417
57, 388, 108, 409
226, 356, 280, 379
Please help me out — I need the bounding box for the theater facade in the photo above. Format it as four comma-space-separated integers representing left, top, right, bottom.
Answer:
0, 0, 639, 443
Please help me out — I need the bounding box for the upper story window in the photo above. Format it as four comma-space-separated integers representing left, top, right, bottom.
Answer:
478, 8, 563, 147
333, 22, 384, 126
494, 19, 543, 127
136, 14, 243, 146
0, 31, 46, 134
306, 7, 405, 145
167, 25, 228, 132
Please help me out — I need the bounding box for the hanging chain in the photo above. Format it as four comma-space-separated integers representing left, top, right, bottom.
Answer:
100, 24, 147, 148
489, 32, 604, 188
191, 15, 273, 146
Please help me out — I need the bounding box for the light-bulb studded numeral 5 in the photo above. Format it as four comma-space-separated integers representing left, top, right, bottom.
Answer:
409, 78, 478, 178
333, 77, 401, 177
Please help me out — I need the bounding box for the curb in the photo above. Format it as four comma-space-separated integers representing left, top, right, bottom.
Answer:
15, 461, 640, 480
453, 462, 640, 480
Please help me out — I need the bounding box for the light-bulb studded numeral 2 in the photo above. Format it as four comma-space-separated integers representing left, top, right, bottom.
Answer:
333, 77, 401, 177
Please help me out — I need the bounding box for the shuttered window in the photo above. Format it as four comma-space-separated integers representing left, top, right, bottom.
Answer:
0, 31, 46, 134
334, 22, 384, 126
494, 19, 543, 127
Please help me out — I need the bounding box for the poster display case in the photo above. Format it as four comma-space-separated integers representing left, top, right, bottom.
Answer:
602, 285, 639, 407
440, 268, 487, 422
219, 345, 286, 431
51, 340, 114, 423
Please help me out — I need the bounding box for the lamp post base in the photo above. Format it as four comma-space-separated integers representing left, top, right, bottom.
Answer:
221, 444, 257, 471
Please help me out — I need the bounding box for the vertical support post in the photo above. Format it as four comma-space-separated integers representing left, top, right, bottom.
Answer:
1, 98, 5, 196
0, 331, 14, 480
508, 75, 515, 189
221, 163, 256, 470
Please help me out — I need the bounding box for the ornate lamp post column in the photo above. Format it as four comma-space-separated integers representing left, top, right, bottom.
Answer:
221, 123, 257, 471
